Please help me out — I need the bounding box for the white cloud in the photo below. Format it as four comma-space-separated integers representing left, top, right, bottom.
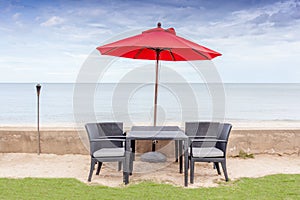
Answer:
12, 12, 21, 20
0, 26, 12, 32
229, 0, 300, 27
87, 23, 107, 28
40, 16, 64, 27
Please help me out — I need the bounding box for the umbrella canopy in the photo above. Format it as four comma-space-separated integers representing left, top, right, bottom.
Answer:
97, 23, 221, 61
96, 22, 221, 127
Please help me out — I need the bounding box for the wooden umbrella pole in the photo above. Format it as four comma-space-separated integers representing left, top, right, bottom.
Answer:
152, 50, 160, 151
153, 50, 159, 127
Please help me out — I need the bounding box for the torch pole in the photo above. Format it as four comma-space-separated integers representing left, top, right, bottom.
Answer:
36, 84, 41, 155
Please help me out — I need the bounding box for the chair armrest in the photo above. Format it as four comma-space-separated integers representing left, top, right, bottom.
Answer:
189, 139, 227, 150
90, 136, 126, 142
190, 138, 227, 143
187, 136, 217, 139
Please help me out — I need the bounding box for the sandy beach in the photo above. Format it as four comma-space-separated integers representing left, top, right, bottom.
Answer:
0, 153, 299, 188
0, 120, 299, 188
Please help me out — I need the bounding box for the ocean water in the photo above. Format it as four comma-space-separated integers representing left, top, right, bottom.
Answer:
0, 83, 299, 126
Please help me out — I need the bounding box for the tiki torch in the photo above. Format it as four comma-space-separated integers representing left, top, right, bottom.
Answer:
36, 84, 41, 155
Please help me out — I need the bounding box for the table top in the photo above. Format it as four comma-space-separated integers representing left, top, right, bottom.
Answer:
127, 126, 187, 140
131, 126, 181, 131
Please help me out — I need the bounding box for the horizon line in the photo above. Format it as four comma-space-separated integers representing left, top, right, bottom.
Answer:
0, 82, 300, 84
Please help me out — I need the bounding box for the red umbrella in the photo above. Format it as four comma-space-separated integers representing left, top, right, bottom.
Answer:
97, 22, 221, 126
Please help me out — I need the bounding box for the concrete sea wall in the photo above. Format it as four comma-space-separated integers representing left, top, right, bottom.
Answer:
0, 129, 299, 156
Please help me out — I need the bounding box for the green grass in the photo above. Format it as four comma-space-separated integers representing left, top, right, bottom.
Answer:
0, 174, 299, 200
233, 150, 255, 159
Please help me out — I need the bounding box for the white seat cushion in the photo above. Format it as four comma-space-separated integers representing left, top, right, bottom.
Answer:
93, 148, 125, 157
190, 147, 224, 157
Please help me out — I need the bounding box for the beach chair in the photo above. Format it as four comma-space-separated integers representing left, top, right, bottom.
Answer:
185, 122, 221, 168
185, 122, 232, 183
85, 122, 131, 183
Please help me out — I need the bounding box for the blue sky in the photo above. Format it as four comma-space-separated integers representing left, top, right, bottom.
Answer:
0, 0, 300, 83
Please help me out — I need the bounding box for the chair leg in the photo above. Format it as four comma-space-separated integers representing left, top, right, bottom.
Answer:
175, 140, 179, 162
221, 160, 229, 181
179, 140, 183, 173
118, 161, 122, 171
190, 159, 195, 184
96, 162, 102, 175
214, 162, 221, 175
188, 156, 190, 170
123, 171, 129, 185
123, 159, 129, 185
131, 140, 136, 161
123, 154, 132, 184
129, 153, 133, 176
88, 158, 96, 182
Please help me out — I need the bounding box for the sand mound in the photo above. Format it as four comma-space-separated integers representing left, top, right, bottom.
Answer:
0, 153, 299, 188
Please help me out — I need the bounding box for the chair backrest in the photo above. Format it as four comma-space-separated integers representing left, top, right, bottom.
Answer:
185, 122, 222, 147
216, 123, 232, 153
85, 122, 123, 155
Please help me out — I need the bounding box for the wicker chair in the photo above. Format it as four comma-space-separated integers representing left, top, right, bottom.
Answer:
185, 122, 232, 183
85, 122, 132, 183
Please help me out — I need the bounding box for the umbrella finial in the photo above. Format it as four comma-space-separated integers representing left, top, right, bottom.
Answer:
157, 22, 161, 28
